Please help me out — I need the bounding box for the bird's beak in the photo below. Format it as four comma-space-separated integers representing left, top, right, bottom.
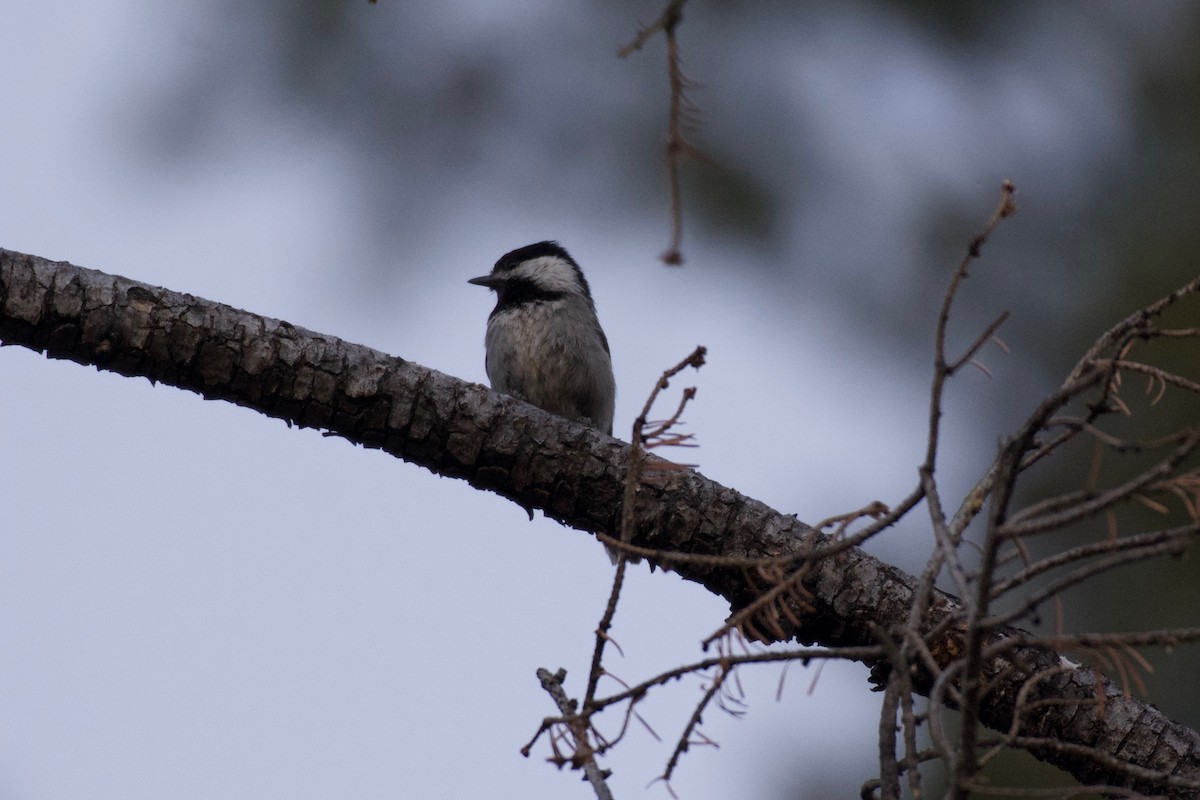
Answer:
468, 274, 500, 288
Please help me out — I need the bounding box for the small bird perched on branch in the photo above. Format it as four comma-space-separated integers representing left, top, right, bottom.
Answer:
470, 241, 626, 561
469, 241, 616, 435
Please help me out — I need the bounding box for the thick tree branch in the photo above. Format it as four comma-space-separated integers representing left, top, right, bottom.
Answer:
3, 247, 1200, 794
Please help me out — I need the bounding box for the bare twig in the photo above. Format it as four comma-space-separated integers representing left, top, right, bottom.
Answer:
1002, 429, 1200, 537
659, 665, 726, 786
926, 181, 1018, 469
1065, 275, 1200, 388
574, 348, 705, 777
529, 668, 614, 800
908, 181, 1018, 638
989, 524, 1197, 599
620, 0, 695, 264
590, 643, 884, 712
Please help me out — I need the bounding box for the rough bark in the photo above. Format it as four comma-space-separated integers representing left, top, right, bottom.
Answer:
3, 247, 1198, 794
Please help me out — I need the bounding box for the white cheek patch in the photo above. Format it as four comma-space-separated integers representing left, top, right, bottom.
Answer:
513, 257, 583, 296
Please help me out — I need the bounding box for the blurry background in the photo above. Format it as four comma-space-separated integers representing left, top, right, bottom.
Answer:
2, 1, 1199, 797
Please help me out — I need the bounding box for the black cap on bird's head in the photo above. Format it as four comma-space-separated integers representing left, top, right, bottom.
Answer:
492, 241, 575, 273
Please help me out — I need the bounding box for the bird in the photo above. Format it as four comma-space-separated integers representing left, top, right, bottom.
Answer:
469, 241, 630, 562
468, 241, 616, 434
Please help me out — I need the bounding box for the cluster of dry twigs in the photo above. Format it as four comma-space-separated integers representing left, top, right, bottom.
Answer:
523, 180, 1200, 798
862, 183, 1200, 799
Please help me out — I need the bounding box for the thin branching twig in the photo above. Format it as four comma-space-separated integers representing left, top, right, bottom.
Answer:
620, 0, 696, 264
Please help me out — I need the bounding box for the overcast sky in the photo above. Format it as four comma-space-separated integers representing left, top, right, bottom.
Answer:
3, 2, 1198, 798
